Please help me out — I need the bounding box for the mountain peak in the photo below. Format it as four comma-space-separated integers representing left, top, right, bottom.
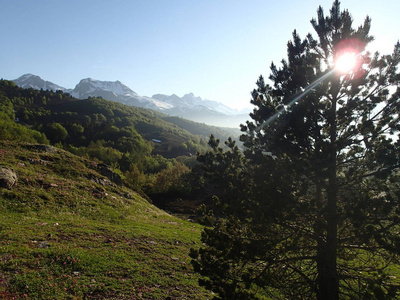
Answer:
16, 73, 43, 82
13, 74, 65, 91
79, 78, 96, 83
71, 78, 139, 100
18, 73, 35, 79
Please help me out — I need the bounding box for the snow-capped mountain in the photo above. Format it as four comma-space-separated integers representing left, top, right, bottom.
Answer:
68, 78, 139, 99
12, 74, 250, 127
152, 93, 241, 115
66, 78, 173, 111
13, 74, 66, 91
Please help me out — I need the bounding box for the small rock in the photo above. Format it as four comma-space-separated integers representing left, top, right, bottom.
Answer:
28, 158, 52, 165
0, 167, 17, 189
36, 241, 50, 249
92, 188, 108, 198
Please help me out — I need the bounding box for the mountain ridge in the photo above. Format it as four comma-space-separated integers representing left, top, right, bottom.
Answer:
12, 74, 250, 128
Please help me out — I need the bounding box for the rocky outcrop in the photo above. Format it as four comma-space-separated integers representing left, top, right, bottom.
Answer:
96, 163, 123, 186
87, 163, 123, 187
0, 167, 18, 189
89, 174, 113, 187
23, 144, 59, 153
28, 158, 53, 165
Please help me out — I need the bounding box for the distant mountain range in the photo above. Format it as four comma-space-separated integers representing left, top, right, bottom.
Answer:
13, 74, 251, 128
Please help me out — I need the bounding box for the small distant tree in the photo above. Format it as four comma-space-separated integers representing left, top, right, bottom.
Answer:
191, 1, 400, 299
44, 122, 68, 143
150, 163, 190, 194
70, 123, 84, 136
85, 140, 123, 165
124, 164, 147, 190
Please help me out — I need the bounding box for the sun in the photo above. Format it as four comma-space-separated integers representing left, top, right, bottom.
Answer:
335, 52, 358, 74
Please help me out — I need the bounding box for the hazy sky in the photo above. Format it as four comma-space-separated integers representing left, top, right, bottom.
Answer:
1, 0, 399, 110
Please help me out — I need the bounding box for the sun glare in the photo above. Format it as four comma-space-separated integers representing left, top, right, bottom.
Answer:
335, 52, 357, 74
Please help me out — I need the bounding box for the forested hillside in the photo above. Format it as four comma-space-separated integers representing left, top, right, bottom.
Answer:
0, 80, 235, 211
0, 79, 239, 158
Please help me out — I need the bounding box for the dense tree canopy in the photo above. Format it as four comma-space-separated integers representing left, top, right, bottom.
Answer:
191, 1, 400, 299
0, 78, 236, 212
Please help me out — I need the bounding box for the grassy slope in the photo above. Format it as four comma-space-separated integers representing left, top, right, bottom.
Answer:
0, 141, 211, 299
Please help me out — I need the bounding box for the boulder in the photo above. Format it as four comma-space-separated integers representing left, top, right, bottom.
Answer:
0, 167, 18, 189
97, 163, 122, 186
89, 174, 113, 187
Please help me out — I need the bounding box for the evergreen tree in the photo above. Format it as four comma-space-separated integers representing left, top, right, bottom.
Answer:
191, 1, 400, 299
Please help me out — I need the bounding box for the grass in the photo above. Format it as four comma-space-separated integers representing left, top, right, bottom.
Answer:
0, 141, 211, 299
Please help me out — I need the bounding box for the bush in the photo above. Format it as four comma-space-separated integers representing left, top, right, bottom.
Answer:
149, 163, 190, 194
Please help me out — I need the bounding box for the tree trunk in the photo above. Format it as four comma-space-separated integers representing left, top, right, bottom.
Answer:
317, 89, 339, 300
316, 187, 339, 300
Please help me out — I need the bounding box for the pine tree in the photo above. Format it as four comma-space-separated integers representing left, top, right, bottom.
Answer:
191, 1, 400, 299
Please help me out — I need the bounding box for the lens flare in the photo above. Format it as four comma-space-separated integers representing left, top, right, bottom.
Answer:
254, 70, 334, 132
335, 52, 357, 73
253, 38, 365, 133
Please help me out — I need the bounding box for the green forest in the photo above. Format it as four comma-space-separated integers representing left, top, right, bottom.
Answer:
2, 0, 400, 299
0, 79, 241, 210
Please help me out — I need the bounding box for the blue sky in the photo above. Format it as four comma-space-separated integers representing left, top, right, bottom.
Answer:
1, 0, 399, 110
